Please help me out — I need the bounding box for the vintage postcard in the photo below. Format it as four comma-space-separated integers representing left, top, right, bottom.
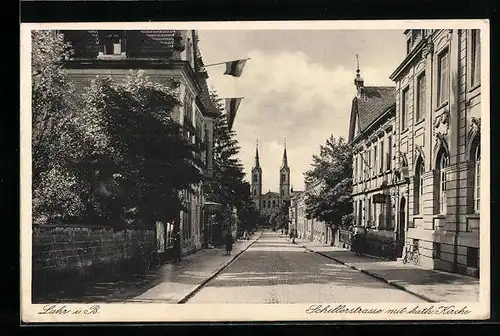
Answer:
20, 20, 490, 323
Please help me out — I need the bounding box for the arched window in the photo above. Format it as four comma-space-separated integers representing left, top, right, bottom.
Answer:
474, 144, 481, 212
414, 159, 425, 215
437, 150, 449, 214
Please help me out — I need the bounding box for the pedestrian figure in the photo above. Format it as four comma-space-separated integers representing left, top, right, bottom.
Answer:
225, 231, 233, 256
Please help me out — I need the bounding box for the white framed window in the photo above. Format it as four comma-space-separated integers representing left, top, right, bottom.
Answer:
415, 160, 425, 215
103, 33, 122, 55
379, 138, 384, 174
373, 144, 378, 176
471, 30, 481, 86
474, 144, 481, 212
354, 155, 358, 183
416, 72, 426, 121
387, 134, 392, 170
437, 48, 450, 106
437, 151, 449, 214
401, 87, 409, 130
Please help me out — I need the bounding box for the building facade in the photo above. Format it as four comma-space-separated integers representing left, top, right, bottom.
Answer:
388, 29, 481, 277
60, 30, 219, 257
290, 180, 332, 244
251, 141, 297, 218
348, 67, 398, 259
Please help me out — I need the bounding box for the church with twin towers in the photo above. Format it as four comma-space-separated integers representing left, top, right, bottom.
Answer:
250, 140, 302, 216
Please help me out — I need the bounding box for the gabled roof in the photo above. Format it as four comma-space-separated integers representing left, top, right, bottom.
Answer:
348, 86, 396, 143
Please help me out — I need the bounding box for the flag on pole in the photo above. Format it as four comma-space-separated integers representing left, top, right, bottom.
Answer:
225, 98, 243, 130
223, 59, 249, 77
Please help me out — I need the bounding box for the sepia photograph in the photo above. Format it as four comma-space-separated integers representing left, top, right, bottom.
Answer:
20, 20, 490, 322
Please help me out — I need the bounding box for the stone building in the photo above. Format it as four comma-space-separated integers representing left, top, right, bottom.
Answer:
60, 30, 220, 257
347, 66, 398, 259
388, 29, 481, 277
251, 141, 299, 219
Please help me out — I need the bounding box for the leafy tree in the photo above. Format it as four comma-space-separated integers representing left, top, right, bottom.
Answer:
31, 30, 91, 223
304, 136, 353, 229
81, 72, 204, 228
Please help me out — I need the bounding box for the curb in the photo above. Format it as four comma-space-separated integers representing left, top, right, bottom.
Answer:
177, 231, 263, 303
300, 245, 437, 303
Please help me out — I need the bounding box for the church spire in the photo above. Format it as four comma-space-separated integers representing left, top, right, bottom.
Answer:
281, 138, 288, 168
354, 54, 365, 97
254, 139, 260, 168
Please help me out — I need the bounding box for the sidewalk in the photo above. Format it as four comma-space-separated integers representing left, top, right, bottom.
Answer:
128, 230, 263, 303
296, 239, 480, 303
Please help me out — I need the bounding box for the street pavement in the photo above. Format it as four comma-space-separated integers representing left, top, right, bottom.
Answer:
298, 239, 480, 303
38, 231, 261, 303
185, 231, 424, 303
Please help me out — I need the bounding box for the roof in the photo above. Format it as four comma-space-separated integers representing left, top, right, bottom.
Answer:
61, 30, 177, 58
348, 86, 396, 143
262, 191, 279, 197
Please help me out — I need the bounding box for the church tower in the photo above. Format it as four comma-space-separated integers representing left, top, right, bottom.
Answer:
279, 139, 291, 203
251, 140, 263, 210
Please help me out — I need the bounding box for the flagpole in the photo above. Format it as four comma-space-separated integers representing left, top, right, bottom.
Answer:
204, 58, 251, 68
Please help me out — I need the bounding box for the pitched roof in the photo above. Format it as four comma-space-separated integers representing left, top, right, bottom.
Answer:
348, 86, 396, 142
262, 191, 280, 197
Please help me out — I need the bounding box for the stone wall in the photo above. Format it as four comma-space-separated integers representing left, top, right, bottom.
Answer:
32, 224, 154, 301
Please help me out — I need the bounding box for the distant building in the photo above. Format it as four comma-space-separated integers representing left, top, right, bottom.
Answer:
388, 29, 481, 277
289, 180, 332, 244
250, 141, 301, 219
60, 30, 220, 257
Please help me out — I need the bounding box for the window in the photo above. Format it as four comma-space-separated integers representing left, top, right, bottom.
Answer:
373, 144, 378, 176
406, 38, 412, 54
103, 33, 122, 55
471, 30, 481, 86
267, 200, 271, 208
367, 147, 372, 176
253, 174, 258, 183
281, 174, 286, 183
358, 200, 363, 226
262, 201, 265, 209
387, 135, 392, 170
437, 49, 450, 106
416, 72, 426, 121
273, 200, 276, 208
354, 155, 358, 183
437, 150, 449, 214
401, 87, 409, 130
368, 198, 372, 226
467, 247, 479, 268
415, 160, 425, 215
474, 144, 481, 212
253, 189, 256, 196
379, 139, 384, 174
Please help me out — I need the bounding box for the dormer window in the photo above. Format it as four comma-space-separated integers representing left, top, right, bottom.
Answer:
104, 33, 122, 55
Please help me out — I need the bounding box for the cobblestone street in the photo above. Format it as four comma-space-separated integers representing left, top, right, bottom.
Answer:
185, 231, 423, 303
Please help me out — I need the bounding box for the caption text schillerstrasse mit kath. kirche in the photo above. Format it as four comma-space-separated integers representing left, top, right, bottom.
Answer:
306, 304, 471, 315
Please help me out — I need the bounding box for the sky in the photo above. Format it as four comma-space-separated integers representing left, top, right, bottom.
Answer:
197, 30, 406, 193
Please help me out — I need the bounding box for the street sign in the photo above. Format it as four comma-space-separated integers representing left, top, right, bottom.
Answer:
372, 193, 387, 204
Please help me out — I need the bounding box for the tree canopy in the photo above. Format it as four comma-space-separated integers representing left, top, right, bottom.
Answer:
32, 31, 203, 229
304, 135, 353, 228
